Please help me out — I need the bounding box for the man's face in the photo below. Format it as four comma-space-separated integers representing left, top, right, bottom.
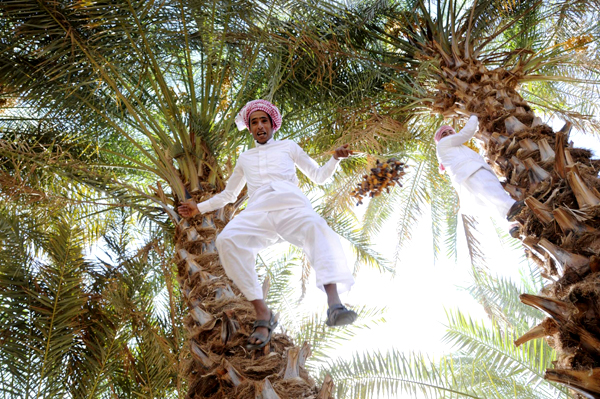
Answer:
249, 110, 273, 144
439, 128, 455, 140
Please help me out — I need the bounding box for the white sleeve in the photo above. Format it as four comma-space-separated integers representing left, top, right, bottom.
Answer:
196, 162, 246, 213
437, 115, 479, 148
291, 141, 340, 185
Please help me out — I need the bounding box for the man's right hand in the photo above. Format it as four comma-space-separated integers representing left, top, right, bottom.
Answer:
178, 199, 200, 218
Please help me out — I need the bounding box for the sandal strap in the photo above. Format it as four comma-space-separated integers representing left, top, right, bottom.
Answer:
247, 310, 279, 350
326, 304, 357, 327
252, 319, 272, 330
328, 303, 347, 314
251, 311, 278, 332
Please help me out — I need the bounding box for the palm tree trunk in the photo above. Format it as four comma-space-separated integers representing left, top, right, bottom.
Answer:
173, 189, 334, 398
430, 54, 600, 397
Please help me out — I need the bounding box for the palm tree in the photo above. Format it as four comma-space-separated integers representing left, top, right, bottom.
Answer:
5, 0, 600, 397
0, 1, 391, 397
320, 0, 600, 395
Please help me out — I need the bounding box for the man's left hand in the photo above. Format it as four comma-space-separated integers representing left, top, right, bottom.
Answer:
178, 199, 200, 218
333, 144, 353, 160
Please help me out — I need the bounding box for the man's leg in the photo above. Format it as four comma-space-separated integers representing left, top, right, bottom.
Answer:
324, 283, 341, 307
215, 211, 277, 345
274, 207, 355, 292
464, 169, 517, 219
274, 207, 356, 326
248, 299, 274, 346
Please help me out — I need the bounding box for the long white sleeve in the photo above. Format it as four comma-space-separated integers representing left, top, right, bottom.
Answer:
196, 164, 246, 214
291, 142, 339, 185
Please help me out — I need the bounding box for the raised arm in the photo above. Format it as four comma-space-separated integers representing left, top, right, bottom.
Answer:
178, 163, 246, 217
437, 115, 479, 148
291, 142, 340, 185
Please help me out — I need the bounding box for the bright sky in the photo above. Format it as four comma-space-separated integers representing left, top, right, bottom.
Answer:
302, 193, 522, 354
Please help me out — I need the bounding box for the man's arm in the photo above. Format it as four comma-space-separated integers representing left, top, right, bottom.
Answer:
292, 142, 351, 185
437, 115, 479, 148
178, 163, 246, 217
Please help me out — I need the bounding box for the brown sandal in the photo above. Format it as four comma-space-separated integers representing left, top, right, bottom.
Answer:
326, 304, 357, 327
246, 311, 278, 350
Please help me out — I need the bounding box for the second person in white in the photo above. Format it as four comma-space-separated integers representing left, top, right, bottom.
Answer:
435, 115, 524, 224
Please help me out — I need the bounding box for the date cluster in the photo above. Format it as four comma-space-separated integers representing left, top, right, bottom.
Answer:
351, 158, 406, 205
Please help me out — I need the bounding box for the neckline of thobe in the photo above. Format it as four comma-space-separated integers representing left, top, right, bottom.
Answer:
255, 138, 275, 146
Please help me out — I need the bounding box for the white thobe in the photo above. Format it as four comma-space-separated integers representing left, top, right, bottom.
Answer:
436, 115, 515, 219
197, 139, 355, 301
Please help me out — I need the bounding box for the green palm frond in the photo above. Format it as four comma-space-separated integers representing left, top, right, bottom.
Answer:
461, 214, 546, 327
0, 209, 39, 397
467, 265, 546, 330
442, 188, 460, 262
443, 309, 568, 398
33, 219, 91, 398
461, 215, 488, 271
358, 185, 398, 240
256, 249, 303, 328
0, 211, 92, 398
321, 207, 392, 273
318, 294, 569, 399
392, 155, 430, 262
319, 309, 567, 399
322, 349, 488, 399
429, 154, 459, 263
91, 220, 183, 398
0, 120, 176, 232
0, 203, 183, 398
293, 305, 386, 368
313, 156, 372, 218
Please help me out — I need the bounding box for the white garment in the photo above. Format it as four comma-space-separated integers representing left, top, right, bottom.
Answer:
197, 138, 355, 301
436, 115, 493, 184
216, 206, 354, 300
459, 168, 516, 219
197, 139, 340, 214
435, 116, 515, 219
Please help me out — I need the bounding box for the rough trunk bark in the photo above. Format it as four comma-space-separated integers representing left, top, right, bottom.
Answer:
429, 50, 600, 398
171, 185, 334, 399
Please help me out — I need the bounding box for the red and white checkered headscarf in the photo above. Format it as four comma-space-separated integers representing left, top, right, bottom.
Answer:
434, 125, 455, 143
234, 100, 283, 133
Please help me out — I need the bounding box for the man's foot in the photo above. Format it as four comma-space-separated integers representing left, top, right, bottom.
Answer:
326, 303, 357, 327
507, 200, 525, 222
246, 310, 278, 350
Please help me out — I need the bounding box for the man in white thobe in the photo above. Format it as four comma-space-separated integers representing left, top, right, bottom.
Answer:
178, 100, 357, 350
435, 114, 524, 225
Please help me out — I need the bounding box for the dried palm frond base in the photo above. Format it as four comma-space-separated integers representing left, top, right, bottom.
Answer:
350, 158, 407, 205
183, 330, 319, 399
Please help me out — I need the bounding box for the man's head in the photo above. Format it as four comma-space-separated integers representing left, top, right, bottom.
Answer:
249, 110, 273, 144
434, 125, 455, 143
234, 100, 282, 144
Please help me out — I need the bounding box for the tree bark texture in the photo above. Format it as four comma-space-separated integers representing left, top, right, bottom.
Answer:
172, 185, 334, 399
428, 51, 600, 398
